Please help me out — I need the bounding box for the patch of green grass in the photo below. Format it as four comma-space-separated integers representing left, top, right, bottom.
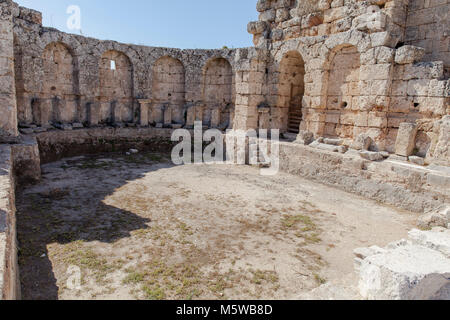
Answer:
142, 284, 166, 300
62, 241, 123, 283
178, 222, 194, 236
250, 269, 279, 286
282, 214, 314, 229
313, 273, 327, 285
123, 272, 145, 285
282, 214, 323, 245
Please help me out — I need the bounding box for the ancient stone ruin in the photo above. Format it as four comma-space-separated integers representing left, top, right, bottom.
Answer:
0, 0, 449, 300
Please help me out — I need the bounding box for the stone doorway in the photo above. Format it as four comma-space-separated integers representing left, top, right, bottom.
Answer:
279, 51, 305, 134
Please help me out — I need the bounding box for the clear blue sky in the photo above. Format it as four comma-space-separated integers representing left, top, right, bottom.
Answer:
15, 0, 258, 49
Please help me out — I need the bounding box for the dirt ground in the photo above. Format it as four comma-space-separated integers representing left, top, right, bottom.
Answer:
16, 152, 417, 300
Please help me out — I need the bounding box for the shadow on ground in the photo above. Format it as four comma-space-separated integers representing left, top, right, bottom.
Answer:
16, 152, 173, 300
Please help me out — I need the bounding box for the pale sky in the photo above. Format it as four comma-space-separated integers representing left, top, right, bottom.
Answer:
15, 0, 258, 49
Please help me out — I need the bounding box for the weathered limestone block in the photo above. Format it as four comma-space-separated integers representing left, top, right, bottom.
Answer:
38, 99, 52, 127
11, 135, 41, 185
409, 156, 425, 166
185, 105, 195, 128
359, 151, 385, 161
258, 107, 270, 130
433, 116, 450, 165
259, 9, 276, 23
137, 99, 151, 127
0, 1, 18, 138
310, 139, 348, 153
87, 102, 100, 127
152, 105, 165, 125
256, 0, 270, 13
409, 229, 450, 258
353, 8, 387, 33
418, 207, 450, 230
358, 241, 450, 300
294, 130, 314, 145
194, 105, 204, 123
323, 138, 343, 146
211, 108, 220, 128
247, 21, 267, 35
352, 133, 373, 151
0, 144, 19, 300
395, 45, 426, 65
395, 123, 418, 157
163, 105, 172, 125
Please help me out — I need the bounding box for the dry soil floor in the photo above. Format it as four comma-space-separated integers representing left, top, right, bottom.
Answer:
16, 152, 417, 300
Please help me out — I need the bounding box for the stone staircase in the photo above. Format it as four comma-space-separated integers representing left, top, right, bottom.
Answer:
287, 109, 302, 134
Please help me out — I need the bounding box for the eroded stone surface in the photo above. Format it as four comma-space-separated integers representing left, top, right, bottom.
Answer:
357, 229, 450, 300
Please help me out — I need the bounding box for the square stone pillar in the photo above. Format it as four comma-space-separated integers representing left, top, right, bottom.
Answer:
163, 105, 172, 125
110, 101, 120, 124
211, 108, 221, 128
87, 102, 100, 126
395, 122, 418, 157
99, 102, 111, 123
138, 99, 152, 126
195, 105, 204, 123
186, 106, 195, 128
39, 99, 52, 127
152, 105, 164, 126
0, 2, 18, 137
229, 110, 235, 129
258, 107, 270, 130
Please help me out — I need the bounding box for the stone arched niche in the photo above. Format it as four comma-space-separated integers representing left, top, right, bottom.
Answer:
99, 50, 133, 124
278, 51, 305, 134
41, 42, 78, 124
202, 57, 233, 128
152, 56, 185, 124
325, 45, 361, 141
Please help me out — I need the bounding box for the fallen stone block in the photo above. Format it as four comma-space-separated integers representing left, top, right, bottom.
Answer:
427, 173, 450, 188
408, 229, 450, 258
352, 133, 373, 151
19, 128, 34, 135
395, 123, 418, 157
418, 207, 450, 230
359, 151, 384, 161
294, 131, 314, 145
388, 154, 408, 162
33, 127, 47, 133
310, 141, 347, 153
354, 246, 386, 271
409, 156, 425, 166
72, 122, 84, 129
359, 243, 450, 300
323, 138, 343, 146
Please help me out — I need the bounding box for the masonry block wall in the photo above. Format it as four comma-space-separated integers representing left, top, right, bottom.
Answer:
0, 0, 18, 139
405, 0, 450, 76
0, 0, 448, 165
10, 2, 248, 132
244, 0, 449, 164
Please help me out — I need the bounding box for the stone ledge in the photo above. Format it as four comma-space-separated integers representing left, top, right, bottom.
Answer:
0, 144, 19, 300
275, 141, 448, 213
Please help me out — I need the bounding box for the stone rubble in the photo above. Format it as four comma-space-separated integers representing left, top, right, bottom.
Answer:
356, 228, 450, 300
